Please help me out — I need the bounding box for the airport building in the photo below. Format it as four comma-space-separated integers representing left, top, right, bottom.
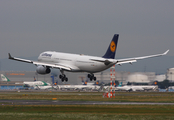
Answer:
166, 68, 174, 82
0, 70, 161, 89
0, 81, 23, 90
0, 71, 52, 90
94, 72, 157, 85
154, 74, 166, 82
0, 71, 52, 82
126, 72, 155, 84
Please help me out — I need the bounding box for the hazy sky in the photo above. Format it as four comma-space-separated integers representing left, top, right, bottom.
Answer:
0, 0, 174, 60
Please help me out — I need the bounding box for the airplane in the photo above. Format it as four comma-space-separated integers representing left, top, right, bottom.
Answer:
115, 82, 158, 92
118, 85, 158, 92
57, 84, 84, 90
103, 81, 122, 90
57, 80, 101, 90
8, 34, 169, 82
23, 81, 51, 87
0, 74, 51, 89
1, 74, 10, 82
57, 83, 100, 91
82, 80, 101, 90
168, 86, 174, 90
23, 76, 51, 87
82, 79, 99, 86
34, 85, 56, 90
116, 85, 144, 91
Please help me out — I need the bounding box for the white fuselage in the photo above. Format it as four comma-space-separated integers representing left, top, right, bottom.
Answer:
23, 81, 49, 87
35, 86, 54, 90
116, 85, 157, 91
57, 85, 100, 90
38, 51, 116, 73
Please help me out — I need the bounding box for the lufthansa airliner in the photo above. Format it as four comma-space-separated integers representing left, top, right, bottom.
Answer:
8, 34, 169, 82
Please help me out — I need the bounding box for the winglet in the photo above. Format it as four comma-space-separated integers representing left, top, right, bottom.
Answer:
163, 50, 169, 55
8, 53, 13, 59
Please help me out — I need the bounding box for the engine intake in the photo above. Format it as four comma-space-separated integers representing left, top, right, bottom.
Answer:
36, 66, 51, 74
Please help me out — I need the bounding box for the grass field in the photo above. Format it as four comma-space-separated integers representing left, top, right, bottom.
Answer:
0, 105, 174, 120
0, 91, 174, 102
0, 91, 174, 120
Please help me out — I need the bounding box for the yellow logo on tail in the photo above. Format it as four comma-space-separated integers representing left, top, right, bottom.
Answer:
110, 41, 116, 52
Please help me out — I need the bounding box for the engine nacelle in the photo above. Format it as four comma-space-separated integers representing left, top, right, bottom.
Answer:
36, 66, 51, 74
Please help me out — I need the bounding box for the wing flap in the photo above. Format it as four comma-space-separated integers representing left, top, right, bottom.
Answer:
116, 60, 137, 65
33, 62, 71, 71
90, 59, 115, 65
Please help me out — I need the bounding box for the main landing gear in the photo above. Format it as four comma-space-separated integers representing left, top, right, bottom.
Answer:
59, 74, 68, 82
59, 70, 68, 82
87, 74, 96, 81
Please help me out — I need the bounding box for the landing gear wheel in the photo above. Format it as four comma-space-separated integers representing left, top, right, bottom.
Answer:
88, 74, 96, 81
61, 77, 65, 82
59, 75, 63, 79
90, 76, 93, 81
60, 74, 68, 82
87, 74, 91, 78
60, 70, 68, 82
65, 77, 68, 82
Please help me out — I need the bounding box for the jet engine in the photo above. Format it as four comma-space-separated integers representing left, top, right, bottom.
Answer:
36, 66, 51, 74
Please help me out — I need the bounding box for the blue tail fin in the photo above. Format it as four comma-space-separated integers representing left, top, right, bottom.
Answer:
152, 81, 158, 85
82, 79, 88, 85
94, 81, 99, 85
118, 82, 122, 87
102, 34, 119, 59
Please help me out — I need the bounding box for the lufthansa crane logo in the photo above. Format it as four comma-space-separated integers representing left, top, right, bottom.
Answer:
110, 41, 116, 52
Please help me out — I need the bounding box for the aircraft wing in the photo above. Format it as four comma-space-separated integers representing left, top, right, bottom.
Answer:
33, 62, 71, 70
8, 53, 33, 63
8, 53, 71, 71
116, 50, 169, 65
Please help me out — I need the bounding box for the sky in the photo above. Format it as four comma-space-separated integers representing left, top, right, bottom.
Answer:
0, 1, 174, 71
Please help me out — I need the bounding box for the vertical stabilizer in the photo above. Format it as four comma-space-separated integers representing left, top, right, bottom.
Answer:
118, 82, 122, 87
82, 80, 88, 85
94, 81, 99, 85
34, 77, 36, 81
102, 34, 119, 59
42, 81, 48, 86
1, 74, 10, 82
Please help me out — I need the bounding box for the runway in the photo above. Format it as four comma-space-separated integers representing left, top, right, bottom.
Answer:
1, 99, 174, 105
